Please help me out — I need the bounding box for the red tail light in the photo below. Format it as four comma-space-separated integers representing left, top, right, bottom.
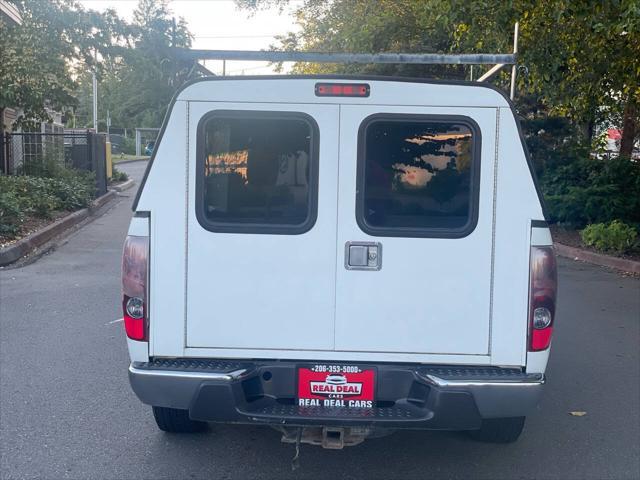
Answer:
528, 246, 557, 351
315, 83, 370, 97
122, 236, 148, 341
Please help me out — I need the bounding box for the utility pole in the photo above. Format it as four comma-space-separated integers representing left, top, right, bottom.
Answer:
222, 59, 226, 76
92, 48, 98, 132
92, 70, 98, 132
171, 18, 178, 84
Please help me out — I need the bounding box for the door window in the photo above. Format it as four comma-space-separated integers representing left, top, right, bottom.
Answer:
196, 110, 319, 234
357, 114, 481, 238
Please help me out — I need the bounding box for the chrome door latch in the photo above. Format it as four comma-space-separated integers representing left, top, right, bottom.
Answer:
345, 241, 382, 271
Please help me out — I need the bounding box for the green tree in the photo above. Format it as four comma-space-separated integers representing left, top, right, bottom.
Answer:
119, 0, 194, 127
238, 0, 639, 155
266, 0, 466, 79
0, 0, 127, 130
450, 0, 639, 156
74, 0, 196, 130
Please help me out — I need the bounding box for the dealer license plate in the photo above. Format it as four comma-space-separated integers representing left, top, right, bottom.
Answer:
297, 365, 375, 409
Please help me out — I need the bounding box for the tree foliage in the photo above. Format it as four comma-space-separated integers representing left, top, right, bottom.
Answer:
1, 0, 196, 131
542, 156, 640, 227
0, 0, 127, 129
72, 0, 195, 129
238, 0, 639, 153
268, 0, 466, 79
451, 0, 639, 153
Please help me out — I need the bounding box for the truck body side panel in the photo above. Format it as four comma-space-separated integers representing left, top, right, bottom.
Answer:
490, 109, 546, 366
136, 101, 188, 357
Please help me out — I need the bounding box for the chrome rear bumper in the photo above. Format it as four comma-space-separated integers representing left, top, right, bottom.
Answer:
129, 360, 545, 428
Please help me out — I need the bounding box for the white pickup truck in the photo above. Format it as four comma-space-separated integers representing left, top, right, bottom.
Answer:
122, 76, 557, 448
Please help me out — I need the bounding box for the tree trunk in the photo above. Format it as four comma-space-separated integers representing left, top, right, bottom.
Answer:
579, 113, 596, 145
619, 96, 638, 158
580, 121, 592, 144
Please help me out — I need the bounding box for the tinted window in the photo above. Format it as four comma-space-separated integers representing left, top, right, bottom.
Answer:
358, 116, 480, 237
197, 111, 318, 234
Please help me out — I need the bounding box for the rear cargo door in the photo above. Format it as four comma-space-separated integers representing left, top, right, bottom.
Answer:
186, 102, 339, 350
335, 106, 497, 355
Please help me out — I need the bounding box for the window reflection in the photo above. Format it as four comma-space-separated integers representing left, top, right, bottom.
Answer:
201, 115, 313, 227
363, 120, 475, 231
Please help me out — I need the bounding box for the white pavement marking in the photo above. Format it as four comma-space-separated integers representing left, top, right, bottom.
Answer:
107, 318, 124, 325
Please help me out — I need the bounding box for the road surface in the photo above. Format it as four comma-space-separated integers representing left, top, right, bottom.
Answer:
1, 161, 639, 480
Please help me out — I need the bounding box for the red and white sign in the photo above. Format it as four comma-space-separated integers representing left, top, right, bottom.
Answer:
607, 128, 622, 140
297, 366, 375, 408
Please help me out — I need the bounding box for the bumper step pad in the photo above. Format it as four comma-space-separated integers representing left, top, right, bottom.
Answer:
417, 366, 540, 382
247, 403, 420, 420
137, 358, 250, 373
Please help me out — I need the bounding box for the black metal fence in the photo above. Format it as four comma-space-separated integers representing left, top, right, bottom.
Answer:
1, 131, 108, 197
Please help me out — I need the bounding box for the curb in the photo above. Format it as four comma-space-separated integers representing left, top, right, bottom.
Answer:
0, 190, 117, 267
555, 242, 640, 274
111, 179, 135, 192
113, 157, 149, 165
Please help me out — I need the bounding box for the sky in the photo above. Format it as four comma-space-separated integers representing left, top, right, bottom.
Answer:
78, 0, 303, 75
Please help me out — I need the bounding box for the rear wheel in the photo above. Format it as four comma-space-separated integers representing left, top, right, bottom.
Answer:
468, 417, 525, 443
152, 406, 208, 433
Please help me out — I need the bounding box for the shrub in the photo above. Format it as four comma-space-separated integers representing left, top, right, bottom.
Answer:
581, 221, 638, 254
31, 191, 61, 218
542, 157, 640, 228
0, 170, 95, 238
521, 111, 590, 175
0, 191, 24, 236
47, 173, 94, 210
12, 176, 62, 218
110, 167, 129, 182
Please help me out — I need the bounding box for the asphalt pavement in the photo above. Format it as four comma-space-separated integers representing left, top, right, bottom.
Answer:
1, 161, 639, 480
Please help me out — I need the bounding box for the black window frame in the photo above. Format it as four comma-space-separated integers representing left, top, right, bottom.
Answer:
356, 113, 482, 239
195, 109, 320, 235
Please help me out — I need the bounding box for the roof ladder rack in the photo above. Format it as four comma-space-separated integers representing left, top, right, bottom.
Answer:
176, 23, 520, 99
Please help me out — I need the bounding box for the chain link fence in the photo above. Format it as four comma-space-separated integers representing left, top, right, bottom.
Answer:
1, 131, 108, 197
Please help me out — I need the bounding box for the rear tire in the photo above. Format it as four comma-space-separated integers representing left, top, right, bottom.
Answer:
468, 417, 525, 443
152, 406, 208, 433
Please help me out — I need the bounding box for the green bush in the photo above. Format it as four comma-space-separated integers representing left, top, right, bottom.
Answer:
31, 191, 61, 218
520, 111, 590, 175
11, 176, 62, 218
0, 170, 95, 238
581, 221, 638, 254
47, 173, 95, 210
0, 191, 24, 236
110, 166, 129, 182
542, 157, 640, 228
